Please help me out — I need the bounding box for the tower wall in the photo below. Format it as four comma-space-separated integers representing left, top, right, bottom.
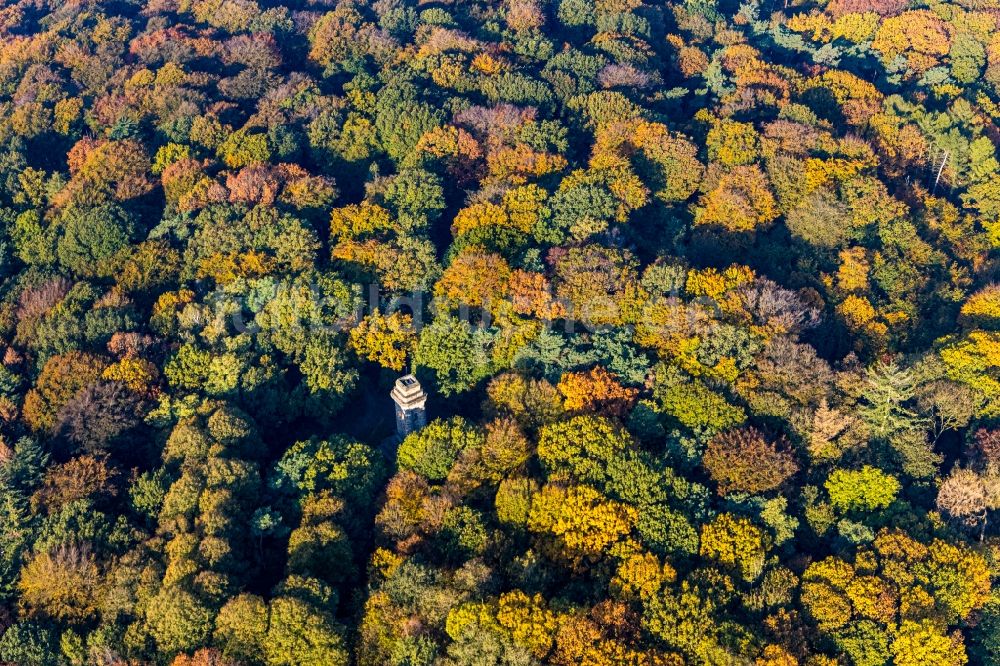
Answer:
391, 374, 428, 439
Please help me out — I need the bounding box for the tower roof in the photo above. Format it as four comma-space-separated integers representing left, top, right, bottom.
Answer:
391, 374, 427, 409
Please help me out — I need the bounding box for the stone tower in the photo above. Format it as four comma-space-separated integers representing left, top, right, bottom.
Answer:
390, 374, 427, 439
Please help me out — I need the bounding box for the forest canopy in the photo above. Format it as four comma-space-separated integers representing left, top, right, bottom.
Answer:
0, 0, 997, 664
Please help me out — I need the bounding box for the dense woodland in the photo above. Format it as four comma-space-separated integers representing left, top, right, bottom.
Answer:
1, 0, 1000, 664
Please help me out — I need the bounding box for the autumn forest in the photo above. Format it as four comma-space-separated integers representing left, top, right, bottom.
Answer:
0, 0, 999, 664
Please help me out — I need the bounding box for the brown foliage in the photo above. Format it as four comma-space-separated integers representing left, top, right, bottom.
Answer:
59, 138, 154, 204
225, 163, 335, 209
107, 332, 157, 360
23, 352, 106, 432
31, 455, 118, 514
171, 649, 241, 666
598, 64, 653, 89
827, 0, 907, 17
936, 469, 988, 528
54, 380, 145, 454
454, 104, 537, 150
972, 428, 1000, 470
375, 470, 450, 548
16, 277, 72, 327
702, 427, 798, 496
225, 164, 282, 206
506, 0, 545, 31
19, 544, 100, 623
